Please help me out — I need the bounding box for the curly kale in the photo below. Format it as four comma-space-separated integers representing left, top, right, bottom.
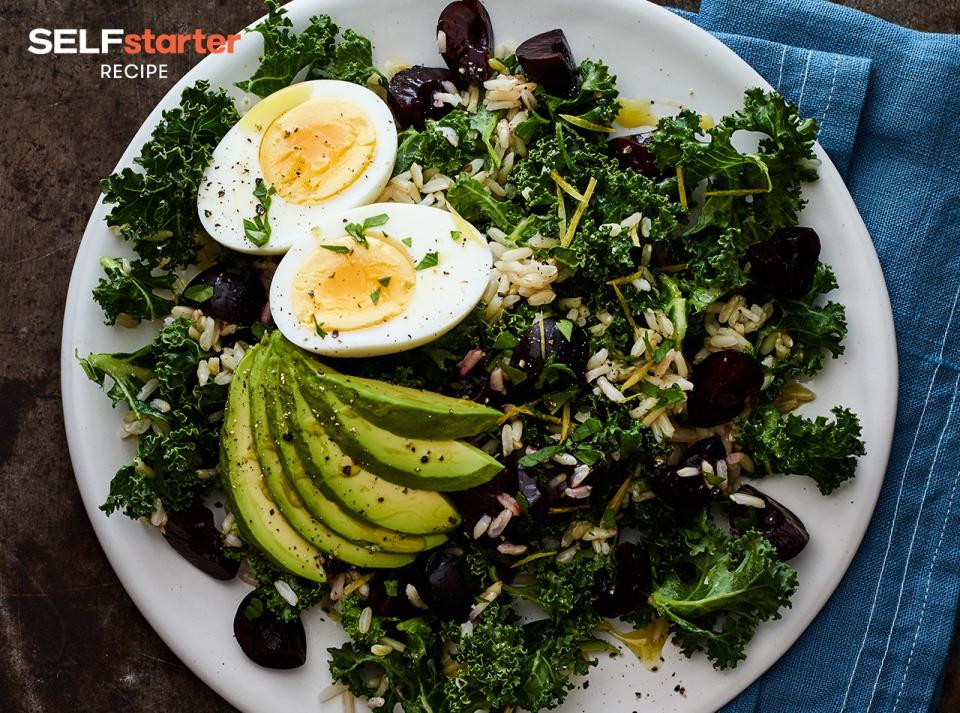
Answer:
92, 257, 176, 326
81, 318, 228, 518
100, 81, 238, 269
738, 405, 865, 494
447, 174, 525, 232
235, 1, 338, 97
316, 28, 383, 86
532, 59, 621, 132
651, 88, 819, 243
152, 318, 205, 401
757, 264, 848, 395
650, 531, 798, 669
329, 616, 447, 713
238, 548, 330, 622
394, 111, 472, 176
237, 2, 384, 97
78, 343, 162, 420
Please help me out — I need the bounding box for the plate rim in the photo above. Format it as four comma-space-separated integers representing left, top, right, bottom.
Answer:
60, 1, 899, 711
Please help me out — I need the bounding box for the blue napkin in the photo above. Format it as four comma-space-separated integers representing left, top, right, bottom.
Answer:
670, 1, 960, 711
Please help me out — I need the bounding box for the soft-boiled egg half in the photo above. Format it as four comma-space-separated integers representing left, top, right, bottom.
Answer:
198, 80, 397, 254
270, 204, 492, 357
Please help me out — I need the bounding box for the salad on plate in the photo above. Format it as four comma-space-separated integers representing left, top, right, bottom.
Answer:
78, 0, 866, 710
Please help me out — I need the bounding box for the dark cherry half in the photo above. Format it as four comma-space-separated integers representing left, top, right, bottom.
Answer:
162, 505, 239, 580
516, 29, 579, 96
686, 350, 763, 427
514, 317, 590, 383
678, 436, 727, 470
609, 134, 659, 178
419, 551, 473, 621
517, 465, 558, 521
455, 468, 518, 532
747, 227, 821, 299
729, 484, 810, 560
182, 265, 266, 326
233, 591, 307, 669
652, 438, 727, 511
592, 542, 652, 617
366, 575, 421, 619
387, 66, 460, 128
437, 0, 494, 85
653, 465, 715, 511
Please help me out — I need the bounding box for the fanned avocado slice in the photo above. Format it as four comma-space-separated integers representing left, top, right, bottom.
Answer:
260, 348, 447, 553
219, 346, 327, 582
273, 335, 501, 439
281, 373, 461, 535
300, 370, 503, 492
247, 346, 415, 569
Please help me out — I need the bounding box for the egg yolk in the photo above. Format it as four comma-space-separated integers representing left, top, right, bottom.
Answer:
259, 98, 376, 205
293, 234, 416, 332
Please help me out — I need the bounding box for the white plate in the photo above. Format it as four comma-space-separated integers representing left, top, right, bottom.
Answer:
60, 1, 898, 711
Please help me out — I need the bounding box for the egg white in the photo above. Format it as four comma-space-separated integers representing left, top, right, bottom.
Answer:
270, 203, 492, 357
197, 80, 397, 255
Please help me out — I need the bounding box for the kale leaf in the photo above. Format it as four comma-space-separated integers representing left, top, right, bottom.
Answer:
235, 1, 338, 97
650, 531, 798, 668
678, 227, 751, 311
443, 601, 600, 712
77, 344, 163, 420
535, 59, 620, 130
316, 28, 383, 86
394, 110, 473, 175
651, 88, 818, 243
82, 318, 228, 518
237, 3, 384, 96
447, 174, 524, 232
329, 616, 446, 713
738, 405, 865, 494
153, 317, 204, 401
239, 548, 330, 622
760, 264, 847, 392
92, 257, 175, 326
100, 80, 238, 269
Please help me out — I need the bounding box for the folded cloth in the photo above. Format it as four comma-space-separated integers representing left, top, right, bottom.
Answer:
670, 1, 960, 711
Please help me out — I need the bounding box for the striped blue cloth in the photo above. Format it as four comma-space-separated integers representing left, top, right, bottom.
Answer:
670, 1, 960, 711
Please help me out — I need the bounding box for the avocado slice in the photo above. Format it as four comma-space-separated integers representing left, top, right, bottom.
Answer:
260, 349, 448, 553
247, 346, 416, 569
273, 336, 501, 439
298, 370, 503, 492
219, 347, 327, 582
281, 373, 461, 535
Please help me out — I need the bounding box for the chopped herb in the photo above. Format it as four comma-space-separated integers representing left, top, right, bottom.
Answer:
415, 252, 439, 271
370, 287, 382, 304
320, 244, 351, 254
401, 237, 413, 247
345, 213, 389, 247
313, 318, 328, 338
182, 284, 214, 303
243, 180, 277, 247
651, 338, 674, 364
243, 596, 265, 621
450, 230, 462, 241
378, 276, 392, 287
555, 319, 574, 341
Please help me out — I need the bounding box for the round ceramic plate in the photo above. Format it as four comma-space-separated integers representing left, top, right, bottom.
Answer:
61, 1, 898, 711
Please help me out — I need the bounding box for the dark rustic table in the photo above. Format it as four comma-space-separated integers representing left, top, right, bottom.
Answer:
1, 1, 957, 711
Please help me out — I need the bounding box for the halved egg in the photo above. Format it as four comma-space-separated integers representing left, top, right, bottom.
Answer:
270, 204, 492, 357
198, 80, 397, 254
